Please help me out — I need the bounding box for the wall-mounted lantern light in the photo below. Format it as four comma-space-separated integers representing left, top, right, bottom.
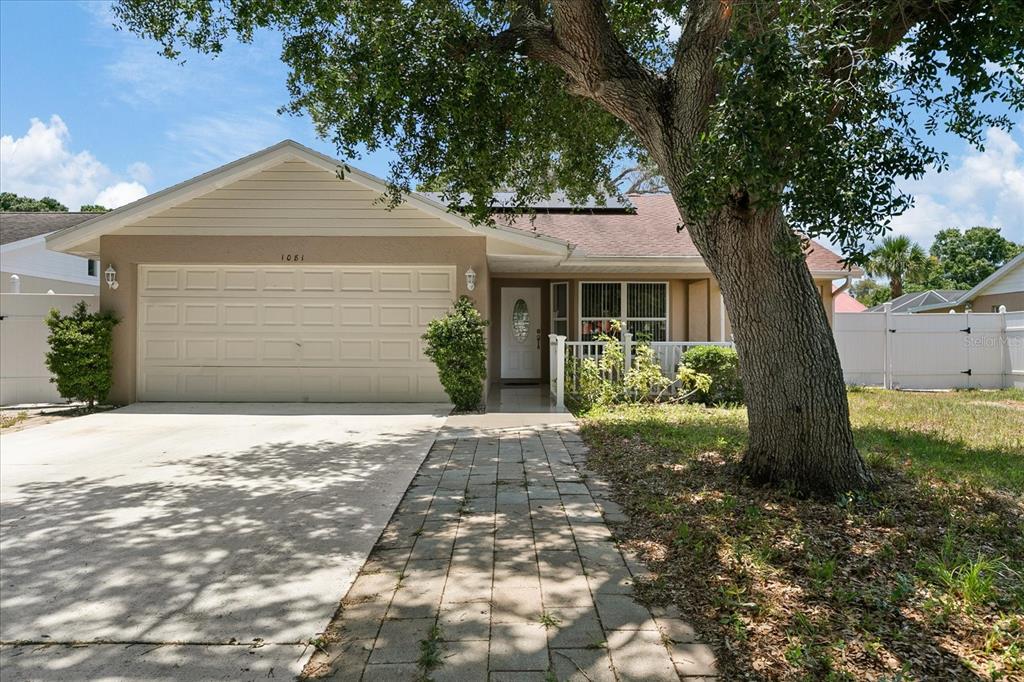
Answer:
465, 266, 477, 292
104, 264, 119, 290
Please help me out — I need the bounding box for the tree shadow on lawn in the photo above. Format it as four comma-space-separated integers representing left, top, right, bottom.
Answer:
0, 428, 437, 680
579, 409, 1024, 680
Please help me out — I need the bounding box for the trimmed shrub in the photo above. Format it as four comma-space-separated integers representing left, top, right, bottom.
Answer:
44, 301, 119, 407
422, 296, 488, 411
681, 345, 743, 405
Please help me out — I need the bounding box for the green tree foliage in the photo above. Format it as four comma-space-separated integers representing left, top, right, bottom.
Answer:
0, 192, 68, 212
850, 278, 891, 308
110, 0, 1023, 257
866, 235, 930, 298
930, 227, 1022, 289
80, 204, 110, 213
44, 301, 119, 407
422, 296, 488, 411
681, 345, 744, 406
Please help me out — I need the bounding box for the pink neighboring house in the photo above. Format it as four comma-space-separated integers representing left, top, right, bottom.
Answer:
834, 287, 866, 312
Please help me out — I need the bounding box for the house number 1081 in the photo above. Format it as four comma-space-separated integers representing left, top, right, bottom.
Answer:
281, 254, 305, 262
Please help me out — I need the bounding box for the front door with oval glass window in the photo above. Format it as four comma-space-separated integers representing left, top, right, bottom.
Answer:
500, 287, 542, 380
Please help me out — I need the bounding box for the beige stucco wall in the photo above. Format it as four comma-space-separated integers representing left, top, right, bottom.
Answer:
972, 292, 1024, 312
687, 279, 709, 341
100, 234, 487, 404
817, 281, 835, 327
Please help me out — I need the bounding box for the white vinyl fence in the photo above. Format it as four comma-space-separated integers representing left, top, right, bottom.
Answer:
835, 306, 1024, 390
0, 293, 98, 405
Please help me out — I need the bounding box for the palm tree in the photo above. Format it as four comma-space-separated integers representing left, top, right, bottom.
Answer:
866, 235, 928, 299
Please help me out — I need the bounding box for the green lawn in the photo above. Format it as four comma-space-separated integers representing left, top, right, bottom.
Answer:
579, 389, 1023, 681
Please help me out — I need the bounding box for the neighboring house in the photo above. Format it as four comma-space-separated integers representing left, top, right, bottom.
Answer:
833, 287, 866, 313
46, 140, 858, 404
866, 289, 965, 313
1, 212, 101, 293
911, 252, 1024, 313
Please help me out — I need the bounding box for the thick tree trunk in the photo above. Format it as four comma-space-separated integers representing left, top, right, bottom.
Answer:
676, 200, 873, 497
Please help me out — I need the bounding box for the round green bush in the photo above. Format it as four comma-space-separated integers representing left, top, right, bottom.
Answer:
44, 301, 119, 407
422, 296, 489, 411
680, 345, 744, 405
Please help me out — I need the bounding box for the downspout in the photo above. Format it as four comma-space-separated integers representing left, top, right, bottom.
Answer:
832, 275, 852, 321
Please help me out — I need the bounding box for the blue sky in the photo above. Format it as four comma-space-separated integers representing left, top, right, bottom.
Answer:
1, 0, 1021, 249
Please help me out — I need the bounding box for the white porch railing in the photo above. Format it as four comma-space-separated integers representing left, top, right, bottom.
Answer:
549, 333, 736, 409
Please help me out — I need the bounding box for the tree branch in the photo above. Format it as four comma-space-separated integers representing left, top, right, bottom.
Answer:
494, 1, 672, 164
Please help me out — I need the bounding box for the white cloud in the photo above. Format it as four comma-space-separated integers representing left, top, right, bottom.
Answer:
104, 43, 193, 107
891, 127, 1024, 246
167, 114, 289, 172
128, 161, 153, 185
0, 115, 149, 210
95, 181, 148, 209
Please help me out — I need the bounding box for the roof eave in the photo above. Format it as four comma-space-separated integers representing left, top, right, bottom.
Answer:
44, 140, 570, 258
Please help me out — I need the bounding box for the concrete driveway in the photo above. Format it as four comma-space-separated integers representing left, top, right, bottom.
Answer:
0, 403, 448, 680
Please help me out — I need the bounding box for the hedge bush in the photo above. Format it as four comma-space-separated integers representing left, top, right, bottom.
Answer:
44, 301, 119, 407
680, 345, 744, 405
422, 296, 488, 411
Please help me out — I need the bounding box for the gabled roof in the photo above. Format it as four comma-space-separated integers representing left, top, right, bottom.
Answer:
498, 194, 859, 277
911, 252, 1024, 312
1, 212, 99, 246
45, 140, 568, 257
867, 289, 965, 313
43, 139, 856, 277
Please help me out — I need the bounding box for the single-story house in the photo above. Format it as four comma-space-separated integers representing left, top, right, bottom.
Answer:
46, 140, 857, 404
1, 212, 101, 293
911, 252, 1024, 313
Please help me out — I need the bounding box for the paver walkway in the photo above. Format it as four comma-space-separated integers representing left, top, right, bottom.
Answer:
306, 427, 716, 681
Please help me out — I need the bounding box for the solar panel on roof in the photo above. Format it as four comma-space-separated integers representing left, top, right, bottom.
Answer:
418, 191, 633, 212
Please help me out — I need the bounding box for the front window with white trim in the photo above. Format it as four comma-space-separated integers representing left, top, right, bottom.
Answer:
580, 281, 668, 341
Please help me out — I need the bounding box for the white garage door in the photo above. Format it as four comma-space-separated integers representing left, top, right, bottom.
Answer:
137, 265, 456, 402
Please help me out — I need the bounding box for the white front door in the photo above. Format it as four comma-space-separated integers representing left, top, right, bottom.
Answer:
500, 287, 542, 380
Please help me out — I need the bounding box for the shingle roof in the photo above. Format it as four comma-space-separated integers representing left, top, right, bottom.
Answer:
0, 212, 100, 246
497, 193, 857, 274
866, 289, 965, 313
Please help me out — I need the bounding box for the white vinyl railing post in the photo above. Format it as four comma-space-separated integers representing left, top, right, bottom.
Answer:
552, 334, 566, 411
999, 305, 1009, 389
882, 302, 893, 389
623, 331, 633, 377
549, 333, 557, 399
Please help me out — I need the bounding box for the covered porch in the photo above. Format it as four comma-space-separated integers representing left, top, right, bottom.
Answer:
487, 275, 738, 387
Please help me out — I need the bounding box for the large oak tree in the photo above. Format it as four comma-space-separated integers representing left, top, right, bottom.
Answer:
114, 0, 1022, 496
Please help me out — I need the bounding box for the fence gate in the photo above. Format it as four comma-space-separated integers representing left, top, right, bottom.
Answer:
888, 313, 971, 389
834, 309, 1014, 390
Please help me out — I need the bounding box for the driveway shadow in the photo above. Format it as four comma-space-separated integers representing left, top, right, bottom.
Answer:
1, 412, 443, 680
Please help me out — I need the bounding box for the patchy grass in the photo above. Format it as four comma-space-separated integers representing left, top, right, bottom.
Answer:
417, 624, 445, 676
579, 389, 1024, 681
0, 411, 29, 429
